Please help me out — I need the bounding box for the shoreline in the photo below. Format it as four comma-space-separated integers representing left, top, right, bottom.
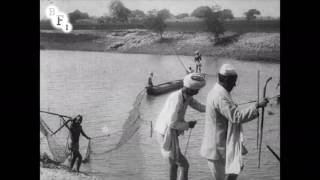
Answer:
41, 48, 280, 65
40, 30, 280, 63
40, 167, 100, 180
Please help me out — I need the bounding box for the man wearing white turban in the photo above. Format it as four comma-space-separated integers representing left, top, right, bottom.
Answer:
154, 73, 206, 180
200, 64, 269, 180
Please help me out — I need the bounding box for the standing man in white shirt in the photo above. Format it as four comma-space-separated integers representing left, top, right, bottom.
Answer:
200, 64, 269, 180
154, 73, 206, 180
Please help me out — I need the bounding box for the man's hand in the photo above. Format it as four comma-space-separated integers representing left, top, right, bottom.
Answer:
188, 121, 197, 128
256, 98, 269, 108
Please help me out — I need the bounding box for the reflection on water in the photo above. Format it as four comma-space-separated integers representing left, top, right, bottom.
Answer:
40, 50, 280, 180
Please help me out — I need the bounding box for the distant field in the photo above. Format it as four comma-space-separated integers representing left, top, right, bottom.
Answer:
166, 20, 279, 33
40, 19, 279, 33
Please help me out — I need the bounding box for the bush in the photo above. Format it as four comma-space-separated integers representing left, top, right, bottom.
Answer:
176, 13, 189, 19
244, 9, 261, 21
191, 6, 213, 18
68, 10, 90, 24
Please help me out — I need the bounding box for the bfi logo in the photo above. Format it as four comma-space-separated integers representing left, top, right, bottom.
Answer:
45, 5, 72, 33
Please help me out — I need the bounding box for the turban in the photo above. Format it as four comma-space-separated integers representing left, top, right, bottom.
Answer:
219, 64, 237, 76
183, 73, 206, 90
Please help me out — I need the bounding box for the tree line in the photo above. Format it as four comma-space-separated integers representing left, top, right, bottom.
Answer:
42, 0, 265, 40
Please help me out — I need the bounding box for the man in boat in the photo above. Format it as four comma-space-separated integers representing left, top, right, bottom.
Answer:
188, 66, 194, 74
194, 51, 202, 73
200, 64, 269, 180
154, 73, 206, 180
65, 115, 91, 172
148, 72, 154, 87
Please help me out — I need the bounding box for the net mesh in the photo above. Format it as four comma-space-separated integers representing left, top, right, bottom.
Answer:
96, 89, 146, 154
40, 89, 147, 162
40, 115, 90, 164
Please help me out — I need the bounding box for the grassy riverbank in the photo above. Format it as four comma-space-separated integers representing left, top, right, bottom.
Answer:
40, 29, 280, 62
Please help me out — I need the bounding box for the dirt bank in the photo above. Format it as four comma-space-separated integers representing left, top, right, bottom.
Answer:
40, 30, 280, 62
40, 167, 101, 180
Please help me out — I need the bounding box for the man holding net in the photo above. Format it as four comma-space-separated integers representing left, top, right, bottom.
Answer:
66, 115, 91, 172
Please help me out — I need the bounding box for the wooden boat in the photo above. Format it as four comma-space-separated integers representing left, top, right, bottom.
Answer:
146, 79, 183, 96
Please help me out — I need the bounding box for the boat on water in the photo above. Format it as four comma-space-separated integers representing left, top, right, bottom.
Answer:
146, 79, 183, 96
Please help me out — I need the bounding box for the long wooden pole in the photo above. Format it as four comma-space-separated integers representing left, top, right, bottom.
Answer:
52, 119, 71, 135
184, 129, 193, 156
256, 70, 260, 150
266, 145, 280, 162
171, 48, 189, 73
40, 110, 72, 119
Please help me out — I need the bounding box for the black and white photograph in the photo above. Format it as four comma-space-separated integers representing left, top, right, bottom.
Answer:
40, 0, 280, 179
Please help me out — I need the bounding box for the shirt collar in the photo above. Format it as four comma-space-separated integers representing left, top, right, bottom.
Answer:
215, 83, 226, 93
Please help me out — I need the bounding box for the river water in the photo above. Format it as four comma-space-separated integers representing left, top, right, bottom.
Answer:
40, 50, 280, 180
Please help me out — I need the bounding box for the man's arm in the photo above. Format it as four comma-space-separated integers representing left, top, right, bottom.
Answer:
189, 98, 206, 112
80, 127, 91, 140
218, 97, 258, 124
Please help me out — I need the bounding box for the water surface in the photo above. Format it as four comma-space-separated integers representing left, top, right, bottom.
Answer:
40, 50, 280, 180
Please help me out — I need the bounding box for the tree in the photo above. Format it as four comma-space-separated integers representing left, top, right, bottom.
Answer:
191, 6, 213, 18
205, 12, 225, 40
157, 9, 173, 20
191, 6, 225, 40
220, 9, 234, 21
147, 9, 158, 16
130, 9, 146, 18
175, 13, 189, 19
98, 16, 114, 24
244, 9, 261, 20
68, 10, 90, 24
144, 12, 167, 39
109, 0, 131, 22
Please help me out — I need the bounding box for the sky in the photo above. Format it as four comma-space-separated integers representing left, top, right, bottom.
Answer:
40, 0, 280, 19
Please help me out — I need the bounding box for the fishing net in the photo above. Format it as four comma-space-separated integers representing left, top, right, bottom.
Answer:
40, 89, 147, 161
40, 114, 90, 164
96, 89, 147, 154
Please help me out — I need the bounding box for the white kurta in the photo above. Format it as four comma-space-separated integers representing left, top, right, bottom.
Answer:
154, 89, 205, 160
200, 83, 259, 174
